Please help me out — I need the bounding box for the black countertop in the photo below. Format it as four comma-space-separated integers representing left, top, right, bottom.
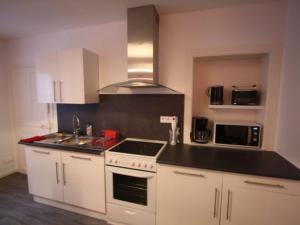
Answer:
157, 144, 300, 181
19, 141, 106, 155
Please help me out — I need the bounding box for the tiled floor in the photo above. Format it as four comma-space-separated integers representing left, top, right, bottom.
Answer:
0, 173, 107, 225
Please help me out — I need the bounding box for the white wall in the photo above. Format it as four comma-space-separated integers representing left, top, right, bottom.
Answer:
0, 39, 17, 177
159, 1, 287, 92
7, 1, 287, 170
276, 0, 300, 168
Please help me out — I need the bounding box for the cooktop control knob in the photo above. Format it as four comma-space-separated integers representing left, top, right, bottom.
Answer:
143, 163, 148, 168
149, 164, 154, 169
114, 159, 118, 164
131, 162, 135, 167
137, 163, 141, 167
109, 159, 113, 163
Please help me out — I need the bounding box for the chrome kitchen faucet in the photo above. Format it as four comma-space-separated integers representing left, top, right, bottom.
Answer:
72, 114, 80, 137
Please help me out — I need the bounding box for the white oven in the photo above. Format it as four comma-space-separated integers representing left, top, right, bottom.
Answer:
105, 138, 167, 225
106, 165, 156, 212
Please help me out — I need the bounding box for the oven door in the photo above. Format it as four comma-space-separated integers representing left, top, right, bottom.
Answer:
106, 165, 156, 212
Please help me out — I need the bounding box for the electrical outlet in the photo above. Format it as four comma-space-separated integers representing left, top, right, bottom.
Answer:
160, 116, 177, 124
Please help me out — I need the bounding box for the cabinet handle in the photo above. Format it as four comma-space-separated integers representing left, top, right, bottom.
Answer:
33, 150, 50, 155
173, 171, 206, 178
59, 80, 63, 102
53, 80, 57, 102
226, 190, 232, 221
244, 180, 285, 189
71, 155, 92, 161
62, 163, 66, 185
125, 210, 137, 215
213, 188, 219, 218
55, 162, 59, 184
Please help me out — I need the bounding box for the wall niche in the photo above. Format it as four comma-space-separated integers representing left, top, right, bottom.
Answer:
192, 54, 270, 149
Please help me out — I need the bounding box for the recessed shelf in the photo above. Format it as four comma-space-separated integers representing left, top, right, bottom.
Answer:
208, 105, 265, 110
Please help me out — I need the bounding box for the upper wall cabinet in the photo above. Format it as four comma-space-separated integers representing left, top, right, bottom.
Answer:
35, 48, 99, 104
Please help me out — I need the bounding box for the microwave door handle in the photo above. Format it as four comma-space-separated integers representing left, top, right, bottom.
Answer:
247, 127, 252, 145
107, 166, 155, 179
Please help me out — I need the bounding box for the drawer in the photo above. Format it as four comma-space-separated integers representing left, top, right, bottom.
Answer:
158, 164, 223, 184
223, 173, 300, 195
107, 203, 155, 225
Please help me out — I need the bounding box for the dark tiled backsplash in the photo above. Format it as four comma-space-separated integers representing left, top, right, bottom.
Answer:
57, 94, 184, 142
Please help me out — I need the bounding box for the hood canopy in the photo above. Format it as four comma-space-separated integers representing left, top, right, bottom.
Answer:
98, 5, 181, 94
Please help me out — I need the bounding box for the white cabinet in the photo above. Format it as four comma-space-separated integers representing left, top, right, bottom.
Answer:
221, 174, 300, 225
25, 147, 62, 201
35, 54, 59, 104
157, 165, 300, 225
61, 151, 106, 213
35, 48, 99, 104
25, 146, 105, 213
157, 164, 223, 225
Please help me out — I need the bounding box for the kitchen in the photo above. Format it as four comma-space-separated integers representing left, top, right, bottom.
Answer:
0, 0, 300, 225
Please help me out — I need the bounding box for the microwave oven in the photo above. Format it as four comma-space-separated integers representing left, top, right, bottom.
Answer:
213, 122, 261, 148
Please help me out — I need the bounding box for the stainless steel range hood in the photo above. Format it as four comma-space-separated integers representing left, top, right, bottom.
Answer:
99, 5, 181, 94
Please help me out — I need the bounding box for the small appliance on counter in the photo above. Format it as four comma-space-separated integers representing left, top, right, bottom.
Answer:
213, 121, 261, 148
207, 85, 224, 105
190, 117, 211, 144
169, 116, 180, 145
231, 85, 260, 105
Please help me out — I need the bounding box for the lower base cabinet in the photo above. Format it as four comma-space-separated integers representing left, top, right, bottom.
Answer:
157, 164, 300, 225
25, 146, 105, 213
62, 151, 105, 213
221, 174, 300, 225
25, 147, 62, 201
156, 164, 223, 225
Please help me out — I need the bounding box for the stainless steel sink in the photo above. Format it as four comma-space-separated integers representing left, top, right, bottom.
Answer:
60, 136, 94, 146
38, 133, 103, 148
39, 133, 73, 144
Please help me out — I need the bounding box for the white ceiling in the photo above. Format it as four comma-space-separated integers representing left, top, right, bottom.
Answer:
0, 0, 283, 39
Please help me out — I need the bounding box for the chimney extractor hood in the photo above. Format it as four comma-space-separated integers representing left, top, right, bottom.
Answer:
98, 5, 181, 94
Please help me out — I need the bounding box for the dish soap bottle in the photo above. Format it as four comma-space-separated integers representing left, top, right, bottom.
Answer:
86, 123, 93, 136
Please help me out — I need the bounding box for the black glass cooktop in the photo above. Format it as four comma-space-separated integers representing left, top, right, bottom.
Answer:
109, 140, 164, 156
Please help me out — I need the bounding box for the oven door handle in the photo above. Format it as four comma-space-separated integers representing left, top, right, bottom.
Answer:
107, 166, 155, 178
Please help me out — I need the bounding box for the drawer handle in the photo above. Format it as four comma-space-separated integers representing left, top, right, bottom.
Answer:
70, 155, 92, 161
173, 171, 206, 178
244, 180, 285, 189
33, 150, 50, 155
125, 210, 137, 215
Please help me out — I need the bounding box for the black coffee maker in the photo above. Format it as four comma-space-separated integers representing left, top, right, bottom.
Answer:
191, 117, 211, 143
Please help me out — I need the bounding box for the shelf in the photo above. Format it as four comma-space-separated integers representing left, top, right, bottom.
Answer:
208, 105, 265, 110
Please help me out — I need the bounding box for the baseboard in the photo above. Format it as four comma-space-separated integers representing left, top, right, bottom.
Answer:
0, 168, 18, 179
34, 196, 107, 221
17, 167, 27, 174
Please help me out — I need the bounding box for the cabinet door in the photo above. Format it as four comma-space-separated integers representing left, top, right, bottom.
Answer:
157, 164, 223, 225
61, 152, 106, 213
25, 147, 62, 201
58, 49, 85, 104
35, 53, 59, 103
221, 174, 300, 225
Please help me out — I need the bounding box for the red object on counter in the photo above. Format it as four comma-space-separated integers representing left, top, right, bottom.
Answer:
90, 137, 118, 149
103, 130, 119, 140
20, 136, 46, 143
